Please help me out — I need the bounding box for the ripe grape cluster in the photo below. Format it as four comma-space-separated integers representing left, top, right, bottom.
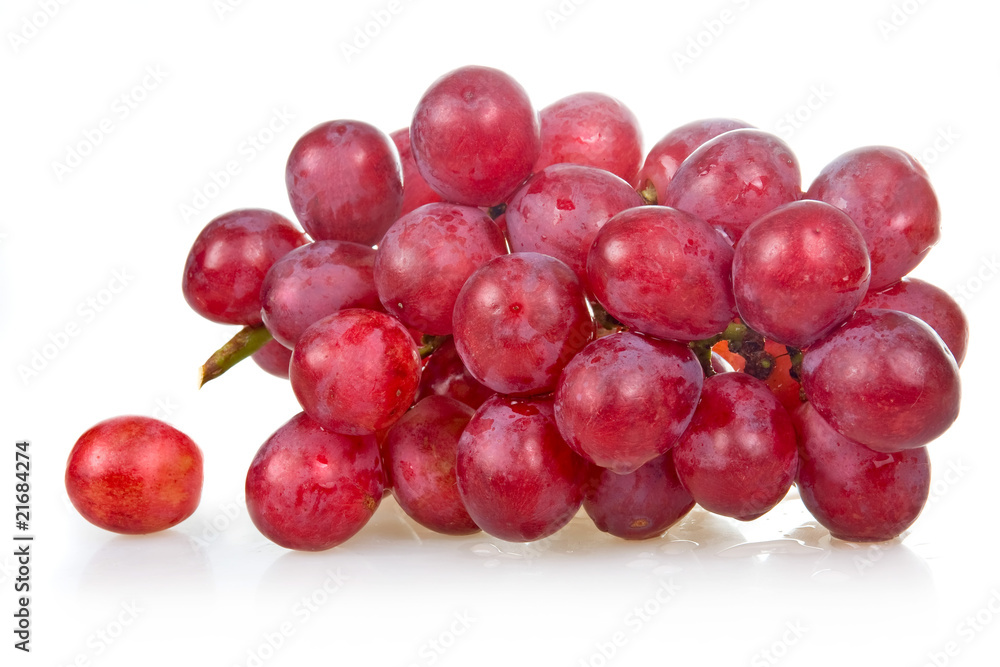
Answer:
180, 65, 965, 551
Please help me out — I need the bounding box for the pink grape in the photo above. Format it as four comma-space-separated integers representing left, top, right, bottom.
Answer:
637, 118, 752, 202
410, 65, 539, 206
583, 451, 695, 540
672, 372, 798, 521
456, 395, 586, 542
182, 208, 306, 325
554, 332, 703, 474
382, 395, 480, 536
587, 205, 736, 341
858, 277, 968, 366
661, 128, 801, 243
245, 412, 384, 551
732, 199, 871, 348
251, 339, 292, 379
285, 120, 403, 245
416, 337, 494, 410
452, 252, 595, 396
374, 203, 508, 335
533, 92, 643, 185
504, 163, 643, 291
390, 127, 443, 215
801, 308, 961, 452
806, 146, 940, 290
66, 416, 203, 535
290, 309, 421, 435
794, 402, 930, 543
260, 240, 381, 348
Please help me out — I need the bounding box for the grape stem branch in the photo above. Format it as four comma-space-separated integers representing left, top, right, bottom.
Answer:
200, 324, 274, 387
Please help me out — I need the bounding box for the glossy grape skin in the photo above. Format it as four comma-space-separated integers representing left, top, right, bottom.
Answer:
245, 412, 384, 551
636, 118, 752, 203
672, 373, 798, 521
374, 203, 508, 335
285, 120, 403, 245
416, 337, 494, 410
290, 309, 421, 435
733, 200, 871, 348
382, 396, 480, 536
583, 451, 695, 540
260, 240, 381, 348
66, 416, 203, 535
252, 339, 292, 379
554, 332, 703, 474
410, 65, 540, 206
182, 209, 306, 325
794, 402, 930, 543
533, 92, 643, 185
587, 206, 736, 342
858, 277, 968, 366
806, 146, 940, 291
504, 164, 643, 291
801, 309, 961, 452
662, 129, 802, 243
456, 395, 586, 542
390, 127, 443, 215
452, 252, 595, 396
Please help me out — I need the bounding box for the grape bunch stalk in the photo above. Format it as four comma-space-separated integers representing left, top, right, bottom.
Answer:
67, 64, 966, 551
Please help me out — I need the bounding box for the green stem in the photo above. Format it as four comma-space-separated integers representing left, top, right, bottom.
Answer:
637, 180, 658, 205
200, 324, 273, 387
418, 335, 449, 359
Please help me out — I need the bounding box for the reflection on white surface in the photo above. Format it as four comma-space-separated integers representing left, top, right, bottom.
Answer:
79, 531, 214, 599
50, 484, 950, 667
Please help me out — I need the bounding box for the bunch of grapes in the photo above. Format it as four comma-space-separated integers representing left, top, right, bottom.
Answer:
67, 64, 966, 551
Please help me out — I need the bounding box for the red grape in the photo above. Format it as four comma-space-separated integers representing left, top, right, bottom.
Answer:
858, 277, 968, 366
416, 337, 494, 410
290, 308, 421, 435
805, 146, 940, 290
456, 395, 586, 542
182, 208, 306, 325
66, 416, 203, 535
587, 205, 736, 341
732, 200, 871, 348
583, 451, 694, 540
504, 163, 643, 291
533, 92, 643, 185
390, 127, 443, 215
637, 118, 752, 203
374, 203, 508, 335
452, 252, 594, 396
245, 412, 384, 551
661, 129, 801, 243
382, 395, 480, 535
554, 332, 703, 473
260, 240, 381, 348
285, 120, 403, 245
801, 308, 961, 452
251, 339, 292, 379
410, 65, 539, 206
794, 402, 930, 542
672, 373, 798, 521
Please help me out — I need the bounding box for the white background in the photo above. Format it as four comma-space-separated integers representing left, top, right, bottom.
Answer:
2, 0, 998, 665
